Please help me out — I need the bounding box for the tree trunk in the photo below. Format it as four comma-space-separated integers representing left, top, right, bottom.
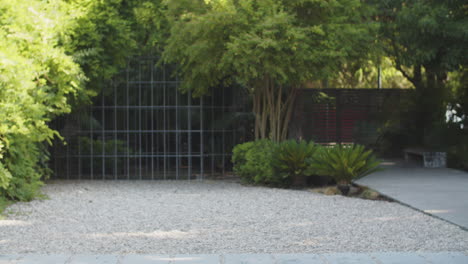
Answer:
251, 75, 300, 142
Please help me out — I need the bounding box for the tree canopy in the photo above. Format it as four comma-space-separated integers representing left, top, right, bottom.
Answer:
375, 0, 468, 142
0, 0, 84, 198
163, 0, 377, 141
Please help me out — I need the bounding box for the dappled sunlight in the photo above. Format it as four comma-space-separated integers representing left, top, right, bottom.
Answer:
0, 220, 31, 227
87, 230, 197, 239
424, 209, 453, 214
287, 221, 316, 227
172, 256, 215, 261
362, 216, 420, 222
139, 256, 172, 261
295, 237, 330, 246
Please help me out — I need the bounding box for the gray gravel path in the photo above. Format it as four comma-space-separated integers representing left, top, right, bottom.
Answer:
1, 180, 467, 254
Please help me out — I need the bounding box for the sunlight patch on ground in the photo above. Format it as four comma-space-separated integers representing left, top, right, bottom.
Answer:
363, 216, 421, 222
87, 230, 197, 239
424, 209, 452, 214
0, 220, 31, 227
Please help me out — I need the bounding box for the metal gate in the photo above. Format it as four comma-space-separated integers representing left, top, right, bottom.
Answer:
51, 57, 252, 180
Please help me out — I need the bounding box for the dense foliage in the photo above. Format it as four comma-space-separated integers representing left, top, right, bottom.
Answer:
163, 0, 377, 141
64, 0, 167, 94
232, 140, 381, 189
271, 140, 318, 185
232, 140, 277, 185
0, 0, 84, 200
310, 144, 381, 185
375, 0, 468, 145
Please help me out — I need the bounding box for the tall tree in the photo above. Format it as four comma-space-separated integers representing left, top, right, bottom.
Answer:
63, 0, 167, 96
163, 0, 376, 141
375, 0, 468, 143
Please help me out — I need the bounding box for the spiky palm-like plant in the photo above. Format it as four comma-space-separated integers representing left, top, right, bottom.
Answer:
310, 144, 381, 185
271, 140, 319, 186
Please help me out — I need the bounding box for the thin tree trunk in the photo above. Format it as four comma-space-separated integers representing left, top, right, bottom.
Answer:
275, 84, 283, 142
253, 87, 260, 140
280, 86, 299, 141
252, 76, 301, 142
261, 84, 269, 139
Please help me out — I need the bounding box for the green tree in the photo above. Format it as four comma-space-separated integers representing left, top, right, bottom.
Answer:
63, 0, 167, 96
375, 0, 468, 143
0, 0, 84, 199
328, 57, 414, 88
163, 0, 377, 141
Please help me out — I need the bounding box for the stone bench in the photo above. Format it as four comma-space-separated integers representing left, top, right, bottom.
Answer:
404, 148, 447, 168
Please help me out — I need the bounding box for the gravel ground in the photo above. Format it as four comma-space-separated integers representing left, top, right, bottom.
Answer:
1, 180, 468, 254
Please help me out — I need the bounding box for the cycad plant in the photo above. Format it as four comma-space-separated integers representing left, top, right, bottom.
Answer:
271, 140, 319, 187
310, 144, 381, 186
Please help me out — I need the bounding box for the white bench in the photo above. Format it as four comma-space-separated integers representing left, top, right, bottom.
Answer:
404, 148, 447, 168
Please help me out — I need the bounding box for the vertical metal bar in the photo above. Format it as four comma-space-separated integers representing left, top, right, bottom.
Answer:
200, 96, 204, 180
222, 86, 226, 176
126, 60, 130, 180
188, 90, 192, 180
156, 63, 160, 178
139, 61, 142, 180
90, 107, 94, 180
54, 129, 58, 179
163, 63, 167, 180
102, 86, 105, 179
151, 58, 155, 180
66, 134, 70, 179
232, 89, 236, 173
211, 92, 215, 176
78, 112, 81, 180
114, 81, 118, 180
174, 78, 180, 180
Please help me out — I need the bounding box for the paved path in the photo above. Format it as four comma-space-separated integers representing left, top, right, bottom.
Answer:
356, 160, 468, 229
1, 252, 468, 264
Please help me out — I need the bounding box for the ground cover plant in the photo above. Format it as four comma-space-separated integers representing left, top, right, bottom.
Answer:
271, 140, 319, 187
232, 139, 381, 195
310, 144, 381, 185
232, 139, 277, 185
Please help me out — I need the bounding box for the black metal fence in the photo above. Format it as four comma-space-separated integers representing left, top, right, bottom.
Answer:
51, 57, 252, 180
51, 59, 407, 181
290, 89, 407, 145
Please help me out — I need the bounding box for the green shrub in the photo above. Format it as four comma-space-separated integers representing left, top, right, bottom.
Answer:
0, 140, 12, 190
271, 140, 320, 186
309, 144, 381, 185
0, 136, 47, 201
0, 0, 85, 202
232, 139, 278, 185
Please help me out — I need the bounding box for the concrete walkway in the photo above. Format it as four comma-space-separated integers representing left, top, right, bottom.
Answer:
356, 160, 468, 229
1, 252, 468, 264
